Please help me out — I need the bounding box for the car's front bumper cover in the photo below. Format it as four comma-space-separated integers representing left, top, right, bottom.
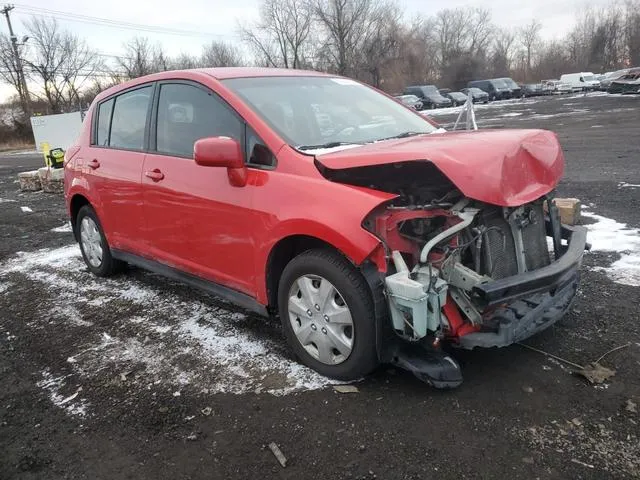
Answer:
458, 224, 587, 349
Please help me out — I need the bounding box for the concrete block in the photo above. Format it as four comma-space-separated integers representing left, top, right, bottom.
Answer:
18, 170, 42, 191
37, 167, 64, 194
544, 198, 581, 225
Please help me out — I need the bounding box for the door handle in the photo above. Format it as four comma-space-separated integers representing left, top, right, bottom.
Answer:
145, 169, 164, 181
87, 159, 100, 169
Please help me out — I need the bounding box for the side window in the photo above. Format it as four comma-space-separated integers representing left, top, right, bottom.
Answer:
246, 126, 275, 167
110, 86, 152, 150
95, 98, 113, 146
156, 83, 243, 157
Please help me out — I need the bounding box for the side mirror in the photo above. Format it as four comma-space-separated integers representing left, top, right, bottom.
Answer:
194, 136, 247, 187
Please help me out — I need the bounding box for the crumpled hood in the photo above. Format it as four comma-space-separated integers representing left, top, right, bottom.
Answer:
314, 129, 564, 207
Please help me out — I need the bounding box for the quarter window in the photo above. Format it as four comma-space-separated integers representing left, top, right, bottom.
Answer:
156, 83, 243, 157
96, 98, 113, 146
109, 86, 152, 150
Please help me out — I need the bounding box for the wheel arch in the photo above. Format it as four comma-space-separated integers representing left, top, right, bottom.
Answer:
265, 235, 346, 313
69, 193, 91, 240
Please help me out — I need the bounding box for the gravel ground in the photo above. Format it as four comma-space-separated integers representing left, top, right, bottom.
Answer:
1, 93, 639, 480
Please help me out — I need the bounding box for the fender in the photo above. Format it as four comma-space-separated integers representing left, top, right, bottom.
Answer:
254, 219, 386, 305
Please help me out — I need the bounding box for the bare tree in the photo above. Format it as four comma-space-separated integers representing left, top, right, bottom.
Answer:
491, 28, 516, 77
519, 19, 542, 80
117, 37, 169, 79
171, 53, 200, 70
315, 0, 381, 75
355, 2, 404, 86
0, 34, 29, 116
432, 8, 493, 87
23, 17, 101, 113
625, 0, 640, 66
239, 0, 314, 68
201, 41, 244, 67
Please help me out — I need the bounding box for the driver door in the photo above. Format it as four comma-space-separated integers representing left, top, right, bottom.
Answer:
141, 81, 257, 294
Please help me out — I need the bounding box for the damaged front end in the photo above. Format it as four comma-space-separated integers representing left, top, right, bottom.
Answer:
363, 193, 587, 387
314, 131, 588, 388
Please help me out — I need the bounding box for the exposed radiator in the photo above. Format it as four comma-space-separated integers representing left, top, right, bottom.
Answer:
478, 204, 550, 279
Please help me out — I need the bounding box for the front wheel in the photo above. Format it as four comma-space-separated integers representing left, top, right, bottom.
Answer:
278, 249, 378, 380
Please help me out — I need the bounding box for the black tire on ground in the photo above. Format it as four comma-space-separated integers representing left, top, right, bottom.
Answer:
76, 205, 124, 277
277, 249, 379, 380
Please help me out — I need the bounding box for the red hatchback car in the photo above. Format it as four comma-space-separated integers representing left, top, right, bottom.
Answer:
64, 68, 587, 388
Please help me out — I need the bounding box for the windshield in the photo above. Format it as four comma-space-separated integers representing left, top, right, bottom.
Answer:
492, 79, 509, 88
420, 85, 438, 94
501, 78, 519, 88
583, 75, 596, 81
223, 76, 437, 149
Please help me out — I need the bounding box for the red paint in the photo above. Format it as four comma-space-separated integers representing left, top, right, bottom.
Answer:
443, 300, 480, 338
372, 208, 452, 264
64, 67, 566, 341
316, 129, 564, 207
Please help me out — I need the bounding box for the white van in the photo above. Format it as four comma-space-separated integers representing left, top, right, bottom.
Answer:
559, 72, 601, 92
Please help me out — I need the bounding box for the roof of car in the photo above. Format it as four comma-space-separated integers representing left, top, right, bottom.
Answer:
199, 67, 332, 79
91, 67, 336, 104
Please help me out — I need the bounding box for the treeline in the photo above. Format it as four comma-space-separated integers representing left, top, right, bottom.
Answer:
1, 0, 639, 122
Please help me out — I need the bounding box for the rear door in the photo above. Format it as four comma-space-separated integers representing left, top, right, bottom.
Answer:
83, 84, 153, 253
141, 81, 259, 294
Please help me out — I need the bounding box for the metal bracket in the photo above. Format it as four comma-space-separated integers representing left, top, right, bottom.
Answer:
449, 287, 483, 325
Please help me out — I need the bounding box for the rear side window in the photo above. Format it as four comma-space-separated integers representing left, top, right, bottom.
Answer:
96, 99, 113, 146
156, 83, 243, 157
109, 86, 152, 150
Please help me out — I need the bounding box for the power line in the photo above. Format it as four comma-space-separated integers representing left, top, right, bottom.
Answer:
12, 4, 241, 40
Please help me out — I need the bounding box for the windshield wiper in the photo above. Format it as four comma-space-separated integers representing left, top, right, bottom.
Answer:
297, 141, 361, 151
377, 131, 424, 142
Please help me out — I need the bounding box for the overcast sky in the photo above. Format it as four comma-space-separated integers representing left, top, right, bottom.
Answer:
0, 0, 610, 102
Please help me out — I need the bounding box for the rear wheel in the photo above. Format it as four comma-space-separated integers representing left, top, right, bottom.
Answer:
76, 205, 124, 277
278, 249, 378, 380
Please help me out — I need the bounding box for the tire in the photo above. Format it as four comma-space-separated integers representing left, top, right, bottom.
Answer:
76, 205, 124, 277
277, 249, 378, 380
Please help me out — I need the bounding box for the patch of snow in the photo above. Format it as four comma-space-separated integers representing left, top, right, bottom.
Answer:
51, 222, 73, 233
20, 206, 33, 213
583, 210, 640, 286
0, 244, 80, 275
0, 198, 16, 203
500, 112, 523, 117
591, 125, 603, 128
0, 245, 339, 396
619, 182, 640, 189
36, 370, 89, 417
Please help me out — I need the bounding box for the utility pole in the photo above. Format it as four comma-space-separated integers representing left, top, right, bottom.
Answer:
1, 4, 32, 118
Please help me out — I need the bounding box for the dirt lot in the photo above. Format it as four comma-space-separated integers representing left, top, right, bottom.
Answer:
1, 93, 639, 480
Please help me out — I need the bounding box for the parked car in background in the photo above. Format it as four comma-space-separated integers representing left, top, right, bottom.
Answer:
467, 79, 511, 100
559, 72, 600, 91
521, 84, 543, 97
393, 94, 423, 110
542, 80, 572, 94
403, 85, 452, 109
439, 89, 468, 106
63, 67, 587, 389
599, 69, 630, 90
460, 87, 489, 103
608, 69, 640, 94
497, 78, 522, 98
